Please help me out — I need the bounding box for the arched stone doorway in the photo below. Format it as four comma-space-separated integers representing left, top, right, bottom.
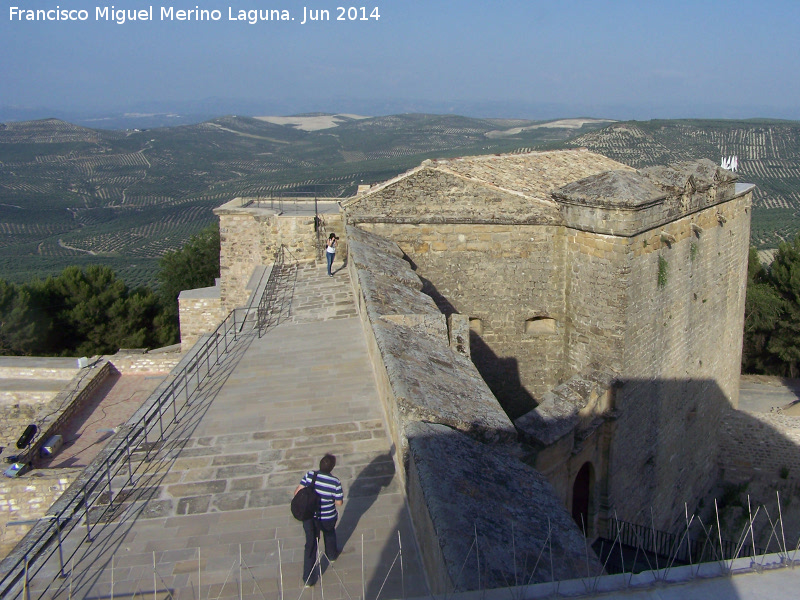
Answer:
572, 462, 595, 535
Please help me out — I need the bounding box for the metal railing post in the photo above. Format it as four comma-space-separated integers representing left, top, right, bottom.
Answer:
83, 489, 93, 542
185, 369, 191, 407
157, 403, 164, 442
105, 456, 113, 500
54, 516, 66, 578
125, 432, 134, 485
23, 555, 29, 600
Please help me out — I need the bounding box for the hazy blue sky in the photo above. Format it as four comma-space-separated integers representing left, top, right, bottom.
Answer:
2, 0, 799, 120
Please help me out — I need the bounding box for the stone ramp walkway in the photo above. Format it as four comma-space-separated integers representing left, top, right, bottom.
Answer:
21, 262, 428, 600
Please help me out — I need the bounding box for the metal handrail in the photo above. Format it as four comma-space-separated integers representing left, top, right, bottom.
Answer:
0, 307, 252, 599
257, 246, 294, 337
239, 183, 357, 209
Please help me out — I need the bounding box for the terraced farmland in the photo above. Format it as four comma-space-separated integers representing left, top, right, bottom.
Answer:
2, 113, 597, 286
2, 114, 798, 287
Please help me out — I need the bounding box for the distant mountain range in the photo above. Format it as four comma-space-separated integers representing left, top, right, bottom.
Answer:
4, 97, 800, 130
0, 114, 798, 288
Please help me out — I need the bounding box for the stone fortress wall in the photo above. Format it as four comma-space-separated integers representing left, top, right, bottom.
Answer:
213, 198, 345, 313
344, 151, 754, 532
186, 149, 800, 590
345, 225, 602, 590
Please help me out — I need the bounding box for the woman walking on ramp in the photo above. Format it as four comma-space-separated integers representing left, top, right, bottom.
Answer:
325, 232, 338, 277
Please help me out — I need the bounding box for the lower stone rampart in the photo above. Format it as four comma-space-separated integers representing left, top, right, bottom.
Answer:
179, 285, 223, 352
18, 360, 115, 468
107, 351, 182, 375
346, 225, 601, 591
719, 409, 800, 484
407, 421, 602, 591
0, 469, 83, 560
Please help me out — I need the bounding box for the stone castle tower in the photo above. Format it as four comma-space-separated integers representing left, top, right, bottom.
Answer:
341, 149, 753, 532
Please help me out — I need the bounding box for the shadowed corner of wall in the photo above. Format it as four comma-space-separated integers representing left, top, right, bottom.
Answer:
411, 271, 538, 421
469, 333, 537, 420
588, 377, 800, 562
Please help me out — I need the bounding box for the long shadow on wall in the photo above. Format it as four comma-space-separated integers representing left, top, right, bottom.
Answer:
600, 376, 800, 555
414, 270, 537, 421
469, 333, 538, 420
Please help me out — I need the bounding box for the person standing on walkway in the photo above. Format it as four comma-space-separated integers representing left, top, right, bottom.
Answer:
325, 233, 338, 277
295, 453, 344, 586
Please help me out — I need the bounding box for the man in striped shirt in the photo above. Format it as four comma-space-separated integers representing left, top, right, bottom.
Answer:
294, 453, 344, 586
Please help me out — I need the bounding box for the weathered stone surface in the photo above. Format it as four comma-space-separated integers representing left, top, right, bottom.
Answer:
179, 285, 223, 351
357, 267, 442, 321
447, 313, 470, 358
556, 159, 741, 236
406, 421, 602, 590
348, 239, 422, 289
345, 225, 405, 257
515, 370, 614, 446
374, 318, 516, 445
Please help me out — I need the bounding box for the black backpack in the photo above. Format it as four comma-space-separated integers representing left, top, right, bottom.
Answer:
291, 471, 320, 521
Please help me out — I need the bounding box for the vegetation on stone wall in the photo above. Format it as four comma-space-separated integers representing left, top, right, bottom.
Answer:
657, 255, 669, 289
743, 236, 800, 376
0, 224, 220, 356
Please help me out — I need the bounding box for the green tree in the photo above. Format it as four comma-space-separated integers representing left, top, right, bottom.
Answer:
33, 266, 164, 356
742, 247, 783, 373
0, 280, 46, 355
765, 236, 800, 377
156, 223, 221, 344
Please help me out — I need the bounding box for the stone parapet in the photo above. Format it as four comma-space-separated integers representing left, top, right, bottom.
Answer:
17, 360, 115, 468
107, 351, 182, 375
406, 421, 603, 592
0, 357, 80, 380
516, 370, 615, 448
346, 225, 516, 459
178, 285, 224, 352
0, 468, 83, 560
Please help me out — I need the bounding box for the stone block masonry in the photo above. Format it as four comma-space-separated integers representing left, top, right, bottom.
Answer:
346, 224, 597, 590
178, 285, 223, 352
214, 197, 344, 312
406, 421, 603, 592
0, 469, 83, 560
719, 410, 800, 484
344, 151, 754, 535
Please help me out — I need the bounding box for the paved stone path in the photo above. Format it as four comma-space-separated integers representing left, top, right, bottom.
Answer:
739, 374, 800, 414
21, 260, 428, 600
